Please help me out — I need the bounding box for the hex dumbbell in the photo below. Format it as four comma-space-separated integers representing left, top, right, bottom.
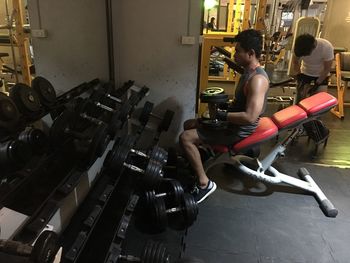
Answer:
0, 230, 59, 263
50, 110, 110, 164
139, 101, 175, 132
31, 76, 57, 109
144, 179, 184, 207
104, 144, 163, 186
149, 193, 198, 230
117, 240, 170, 263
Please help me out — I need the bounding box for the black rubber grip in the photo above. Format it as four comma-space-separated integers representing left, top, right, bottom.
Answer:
320, 199, 338, 218
297, 167, 309, 180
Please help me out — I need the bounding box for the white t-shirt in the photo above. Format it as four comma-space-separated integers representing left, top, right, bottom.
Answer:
300, 38, 334, 77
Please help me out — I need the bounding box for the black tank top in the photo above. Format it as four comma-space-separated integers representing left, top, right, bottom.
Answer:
228, 66, 269, 138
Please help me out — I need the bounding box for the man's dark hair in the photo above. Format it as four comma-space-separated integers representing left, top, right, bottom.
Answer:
294, 34, 316, 57
234, 29, 263, 58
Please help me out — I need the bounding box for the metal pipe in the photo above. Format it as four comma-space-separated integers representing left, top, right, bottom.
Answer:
105, 0, 115, 86
5, 0, 19, 83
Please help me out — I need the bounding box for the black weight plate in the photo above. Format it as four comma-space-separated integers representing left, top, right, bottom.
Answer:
90, 88, 105, 102
158, 110, 174, 132
31, 230, 59, 263
0, 92, 19, 128
144, 160, 162, 187
149, 146, 168, 164
145, 190, 157, 206
200, 92, 228, 103
153, 198, 167, 231
139, 101, 154, 126
18, 128, 48, 154
0, 140, 31, 168
49, 110, 75, 146
10, 83, 41, 114
32, 76, 57, 107
159, 179, 184, 205
199, 118, 228, 129
142, 241, 156, 263
202, 87, 224, 95
118, 102, 132, 122
86, 124, 110, 168
109, 144, 130, 172
182, 194, 198, 227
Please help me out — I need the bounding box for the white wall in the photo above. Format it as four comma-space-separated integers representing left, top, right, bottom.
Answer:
27, 0, 109, 95
113, 0, 201, 145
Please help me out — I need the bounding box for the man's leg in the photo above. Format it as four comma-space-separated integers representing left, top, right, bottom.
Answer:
179, 128, 217, 203
179, 129, 208, 187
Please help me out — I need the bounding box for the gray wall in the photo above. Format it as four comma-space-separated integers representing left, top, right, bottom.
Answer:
322, 1, 350, 50
27, 0, 109, 95
27, 0, 201, 145
113, 0, 201, 145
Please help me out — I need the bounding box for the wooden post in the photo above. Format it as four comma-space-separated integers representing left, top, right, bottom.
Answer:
242, 0, 251, 30
227, 0, 234, 32
12, 0, 31, 86
233, 0, 242, 35
254, 0, 267, 31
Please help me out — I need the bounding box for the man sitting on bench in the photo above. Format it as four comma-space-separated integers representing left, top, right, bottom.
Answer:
179, 29, 269, 203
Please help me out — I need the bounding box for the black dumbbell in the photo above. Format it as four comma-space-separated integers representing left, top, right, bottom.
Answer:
31, 76, 57, 109
144, 179, 184, 207
125, 145, 168, 166
0, 92, 20, 130
0, 230, 59, 263
139, 101, 175, 132
18, 128, 48, 154
104, 144, 163, 186
9, 83, 42, 117
150, 193, 198, 230
0, 139, 32, 170
50, 110, 110, 161
117, 240, 170, 263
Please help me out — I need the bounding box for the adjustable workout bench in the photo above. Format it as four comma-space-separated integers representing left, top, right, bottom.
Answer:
204, 92, 338, 217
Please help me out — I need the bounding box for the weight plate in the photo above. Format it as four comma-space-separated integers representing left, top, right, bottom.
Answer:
10, 83, 41, 114
149, 146, 168, 164
182, 194, 198, 227
49, 110, 75, 146
158, 110, 174, 132
152, 198, 167, 231
0, 92, 19, 128
144, 160, 162, 187
200, 92, 228, 104
199, 118, 228, 129
18, 128, 48, 154
120, 135, 137, 148
0, 140, 31, 168
202, 87, 224, 95
31, 76, 57, 108
87, 124, 110, 164
31, 230, 59, 263
109, 144, 130, 171
139, 101, 154, 126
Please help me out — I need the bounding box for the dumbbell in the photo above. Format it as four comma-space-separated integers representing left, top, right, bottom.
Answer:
50, 110, 110, 162
0, 139, 32, 170
199, 87, 229, 129
117, 240, 170, 263
18, 127, 48, 154
31, 76, 57, 109
114, 135, 168, 165
139, 101, 175, 132
0, 230, 59, 263
104, 143, 163, 186
144, 179, 184, 207
0, 92, 20, 130
149, 193, 198, 230
9, 83, 42, 118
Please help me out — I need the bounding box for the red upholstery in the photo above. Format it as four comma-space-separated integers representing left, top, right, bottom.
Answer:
271, 105, 307, 129
298, 92, 338, 116
232, 117, 278, 153
209, 92, 335, 155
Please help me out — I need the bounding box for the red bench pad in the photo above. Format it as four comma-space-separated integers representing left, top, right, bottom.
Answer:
298, 92, 338, 116
271, 105, 307, 129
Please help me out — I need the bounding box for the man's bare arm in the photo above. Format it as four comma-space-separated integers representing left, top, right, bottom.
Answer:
226, 75, 269, 125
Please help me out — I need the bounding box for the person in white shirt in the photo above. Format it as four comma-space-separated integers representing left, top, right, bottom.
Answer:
293, 34, 334, 102
293, 34, 334, 144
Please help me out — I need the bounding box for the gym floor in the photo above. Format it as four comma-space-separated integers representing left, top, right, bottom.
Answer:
180, 88, 350, 262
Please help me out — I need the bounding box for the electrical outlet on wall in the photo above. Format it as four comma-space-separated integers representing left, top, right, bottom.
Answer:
181, 36, 195, 45
31, 29, 48, 38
